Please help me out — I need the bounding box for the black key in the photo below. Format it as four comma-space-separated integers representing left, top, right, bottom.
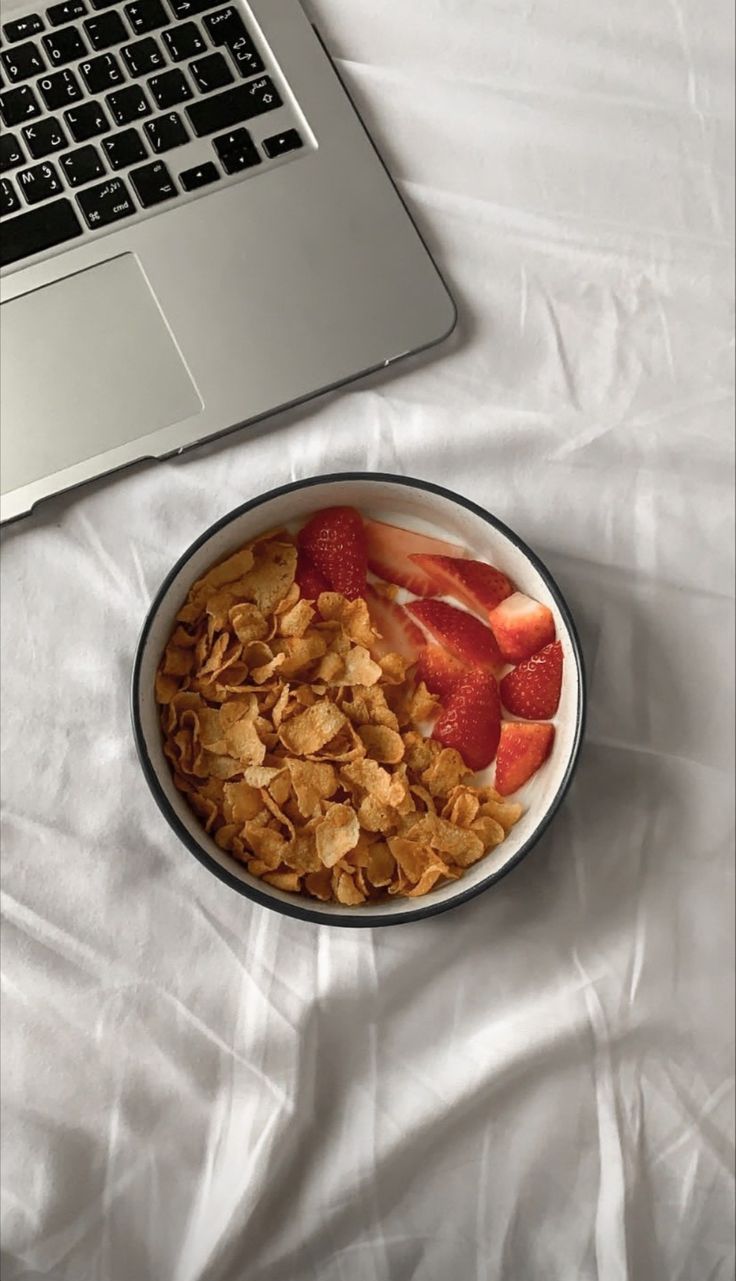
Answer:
76, 173, 135, 225
0, 195, 82, 264
59, 141, 105, 185
106, 81, 149, 123
203, 7, 262, 78
148, 66, 190, 108
144, 109, 186, 152
168, 0, 218, 16
179, 158, 216, 190
0, 132, 25, 171
0, 176, 20, 214
89, 0, 119, 10
160, 21, 203, 61
3, 15, 45, 42
47, 0, 87, 24
129, 156, 175, 205
124, 0, 167, 35
43, 25, 87, 64
79, 51, 124, 92
64, 98, 110, 140
102, 125, 146, 167
22, 114, 68, 157
0, 84, 41, 126
189, 51, 231, 93
83, 11, 128, 49
213, 124, 258, 174
38, 67, 83, 108
121, 35, 164, 75
17, 158, 62, 203
186, 76, 279, 137
1, 40, 46, 81
262, 128, 302, 159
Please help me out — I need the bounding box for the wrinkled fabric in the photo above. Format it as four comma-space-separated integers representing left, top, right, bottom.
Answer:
1, 1, 734, 1278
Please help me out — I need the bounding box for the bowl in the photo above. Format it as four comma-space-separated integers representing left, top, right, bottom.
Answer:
131, 473, 585, 926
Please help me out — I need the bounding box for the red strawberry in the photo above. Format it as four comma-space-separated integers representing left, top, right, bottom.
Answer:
295, 549, 330, 600
488, 592, 555, 663
366, 586, 425, 659
433, 670, 501, 772
364, 517, 465, 596
500, 642, 563, 719
410, 554, 514, 615
416, 645, 466, 701
495, 722, 555, 795
407, 599, 504, 670
298, 507, 367, 600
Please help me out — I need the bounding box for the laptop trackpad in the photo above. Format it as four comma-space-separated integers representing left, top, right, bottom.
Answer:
0, 254, 202, 495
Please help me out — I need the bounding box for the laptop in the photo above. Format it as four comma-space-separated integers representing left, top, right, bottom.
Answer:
0, 0, 456, 523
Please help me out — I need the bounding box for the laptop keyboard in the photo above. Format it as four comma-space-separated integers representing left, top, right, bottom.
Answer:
0, 0, 306, 268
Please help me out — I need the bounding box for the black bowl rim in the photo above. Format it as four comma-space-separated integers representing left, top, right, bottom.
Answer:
131, 472, 587, 928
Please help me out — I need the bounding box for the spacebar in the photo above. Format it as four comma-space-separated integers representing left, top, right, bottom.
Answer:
1, 199, 83, 269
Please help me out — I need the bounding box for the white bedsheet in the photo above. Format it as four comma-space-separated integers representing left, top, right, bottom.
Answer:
1, 1, 734, 1278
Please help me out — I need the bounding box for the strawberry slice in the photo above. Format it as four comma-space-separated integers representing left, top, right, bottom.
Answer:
366, 585, 425, 659
297, 507, 367, 600
494, 722, 555, 795
416, 645, 466, 701
410, 554, 514, 615
433, 669, 501, 772
295, 549, 330, 600
488, 592, 555, 663
364, 517, 465, 596
407, 599, 504, 670
500, 641, 563, 719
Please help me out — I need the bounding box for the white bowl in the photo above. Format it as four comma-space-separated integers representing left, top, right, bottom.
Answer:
131, 474, 585, 926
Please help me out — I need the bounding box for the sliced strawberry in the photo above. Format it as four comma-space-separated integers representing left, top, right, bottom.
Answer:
416, 645, 466, 701
411, 554, 514, 615
295, 549, 330, 600
495, 722, 555, 795
488, 592, 555, 663
500, 641, 563, 719
364, 517, 465, 596
407, 599, 504, 670
297, 507, 367, 600
366, 585, 425, 659
433, 670, 501, 772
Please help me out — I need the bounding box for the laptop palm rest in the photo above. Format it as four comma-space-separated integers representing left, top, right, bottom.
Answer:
0, 254, 202, 496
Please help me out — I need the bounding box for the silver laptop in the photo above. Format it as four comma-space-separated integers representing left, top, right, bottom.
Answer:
0, 0, 456, 523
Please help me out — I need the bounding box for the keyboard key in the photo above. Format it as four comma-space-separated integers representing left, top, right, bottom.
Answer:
124, 0, 167, 35
83, 11, 128, 49
38, 67, 83, 108
89, 0, 119, 10
3, 15, 45, 42
179, 158, 217, 189
189, 51, 231, 93
43, 25, 87, 64
203, 7, 262, 78
168, 0, 218, 16
144, 110, 186, 152
160, 20, 203, 61
213, 124, 258, 174
1, 40, 46, 81
59, 141, 105, 185
47, 0, 87, 24
148, 66, 191, 108
80, 51, 124, 92
76, 173, 135, 225
121, 35, 164, 75
0, 195, 82, 265
0, 133, 25, 171
0, 84, 42, 126
22, 114, 68, 157
0, 176, 20, 215
64, 98, 110, 140
106, 81, 149, 123
262, 127, 302, 159
186, 77, 279, 136
103, 125, 147, 168
129, 156, 175, 205
17, 159, 62, 203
